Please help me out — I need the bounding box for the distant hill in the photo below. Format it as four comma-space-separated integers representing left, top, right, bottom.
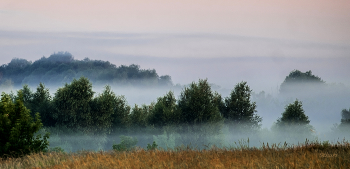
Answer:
0, 52, 173, 88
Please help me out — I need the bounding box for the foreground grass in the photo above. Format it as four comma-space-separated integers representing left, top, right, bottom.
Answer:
1, 140, 349, 169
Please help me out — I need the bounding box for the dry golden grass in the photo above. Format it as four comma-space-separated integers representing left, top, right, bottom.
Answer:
1, 140, 349, 169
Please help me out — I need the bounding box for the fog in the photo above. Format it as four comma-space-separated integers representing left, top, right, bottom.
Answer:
2, 79, 350, 152
1, 31, 349, 152
1, 31, 350, 92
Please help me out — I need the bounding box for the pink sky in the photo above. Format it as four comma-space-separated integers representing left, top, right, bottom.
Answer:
1, 0, 350, 45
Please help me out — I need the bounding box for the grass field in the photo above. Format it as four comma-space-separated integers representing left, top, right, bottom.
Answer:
1, 140, 349, 169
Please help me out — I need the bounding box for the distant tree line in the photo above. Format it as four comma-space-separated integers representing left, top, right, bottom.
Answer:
0, 52, 173, 88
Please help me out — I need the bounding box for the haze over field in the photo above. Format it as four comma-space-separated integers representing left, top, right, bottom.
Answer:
0, 0, 350, 151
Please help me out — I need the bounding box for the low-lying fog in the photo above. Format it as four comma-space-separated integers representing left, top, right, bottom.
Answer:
2, 80, 350, 152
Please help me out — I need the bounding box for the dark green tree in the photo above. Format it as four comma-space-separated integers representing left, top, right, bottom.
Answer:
280, 70, 325, 95
338, 108, 350, 130
177, 79, 222, 125
0, 91, 49, 158
176, 79, 223, 147
129, 104, 153, 129
91, 85, 129, 133
272, 100, 314, 140
148, 91, 179, 128
276, 100, 310, 125
52, 77, 95, 132
111, 95, 131, 130
32, 83, 55, 127
20, 85, 34, 115
223, 81, 261, 132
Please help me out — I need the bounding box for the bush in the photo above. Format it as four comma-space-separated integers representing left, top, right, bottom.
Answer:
0, 91, 50, 158
112, 135, 138, 151
147, 141, 158, 150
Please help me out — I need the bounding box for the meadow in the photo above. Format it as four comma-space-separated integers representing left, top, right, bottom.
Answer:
1, 139, 349, 169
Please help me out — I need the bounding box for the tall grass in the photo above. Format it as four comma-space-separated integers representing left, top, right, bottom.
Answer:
1, 139, 349, 169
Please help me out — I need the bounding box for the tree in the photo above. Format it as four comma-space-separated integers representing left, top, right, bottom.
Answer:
276, 100, 310, 125
0, 91, 49, 158
338, 108, 350, 130
158, 75, 173, 86
280, 70, 325, 96
223, 81, 261, 132
20, 85, 34, 115
177, 79, 222, 125
110, 94, 131, 131
176, 79, 223, 147
52, 77, 95, 132
148, 91, 179, 128
129, 104, 153, 129
272, 100, 314, 140
91, 85, 126, 133
32, 83, 56, 127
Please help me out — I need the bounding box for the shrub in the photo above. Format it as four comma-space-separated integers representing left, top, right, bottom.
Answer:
112, 135, 138, 151
147, 141, 158, 150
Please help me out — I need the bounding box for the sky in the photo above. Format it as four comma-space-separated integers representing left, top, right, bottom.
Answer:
0, 0, 350, 132
0, 0, 350, 90
1, 0, 350, 89
1, 0, 350, 44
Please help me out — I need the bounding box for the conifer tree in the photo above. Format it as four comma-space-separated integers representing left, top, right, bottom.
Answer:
0, 91, 49, 158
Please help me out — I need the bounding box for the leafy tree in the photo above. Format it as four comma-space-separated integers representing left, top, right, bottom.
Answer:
32, 83, 56, 127
47, 52, 74, 63
91, 85, 123, 133
0, 91, 49, 158
52, 77, 95, 132
20, 85, 34, 115
148, 91, 179, 128
129, 104, 153, 129
272, 100, 314, 140
280, 70, 325, 95
176, 79, 223, 147
177, 79, 222, 125
159, 75, 173, 86
276, 100, 310, 125
111, 95, 131, 130
338, 108, 350, 130
1, 58, 32, 85
223, 81, 261, 132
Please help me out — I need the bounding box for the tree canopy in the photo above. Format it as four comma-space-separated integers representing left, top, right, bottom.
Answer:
272, 100, 314, 139
279, 70, 325, 95
223, 81, 262, 132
